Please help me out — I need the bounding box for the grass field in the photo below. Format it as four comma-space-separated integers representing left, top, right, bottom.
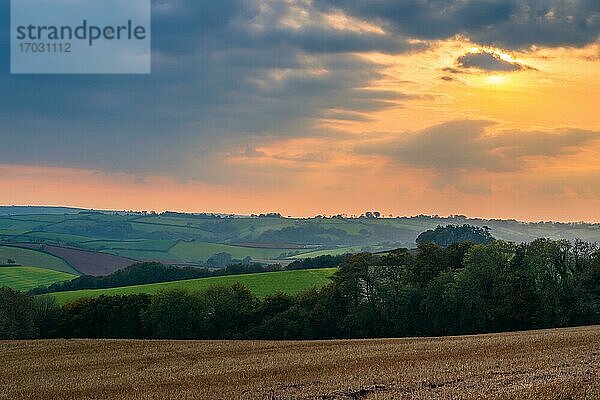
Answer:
84, 239, 179, 252
98, 241, 320, 264
46, 268, 337, 304
0, 246, 78, 275
0, 325, 598, 399
0, 267, 76, 291
168, 241, 307, 262
289, 246, 364, 258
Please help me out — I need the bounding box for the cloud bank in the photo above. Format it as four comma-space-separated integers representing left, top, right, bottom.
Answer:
356, 120, 600, 172
0, 0, 598, 196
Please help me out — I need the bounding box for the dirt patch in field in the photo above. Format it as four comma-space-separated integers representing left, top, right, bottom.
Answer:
0, 326, 598, 400
7, 243, 135, 276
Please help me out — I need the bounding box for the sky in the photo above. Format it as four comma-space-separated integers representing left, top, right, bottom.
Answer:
1, 0, 600, 221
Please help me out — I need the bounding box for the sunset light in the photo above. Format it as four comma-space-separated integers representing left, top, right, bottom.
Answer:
1, 1, 600, 222
3, 1, 600, 396
485, 74, 509, 85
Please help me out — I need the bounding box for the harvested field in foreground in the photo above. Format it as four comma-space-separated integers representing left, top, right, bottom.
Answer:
1, 326, 599, 400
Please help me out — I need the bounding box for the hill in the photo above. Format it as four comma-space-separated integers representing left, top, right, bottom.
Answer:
0, 245, 78, 275
11, 243, 134, 276
1, 325, 598, 399
0, 206, 85, 216
45, 268, 336, 304
3, 207, 600, 274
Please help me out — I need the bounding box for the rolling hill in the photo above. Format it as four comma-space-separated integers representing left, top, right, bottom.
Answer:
45, 268, 337, 304
12, 243, 134, 276
0, 245, 78, 274
3, 207, 600, 277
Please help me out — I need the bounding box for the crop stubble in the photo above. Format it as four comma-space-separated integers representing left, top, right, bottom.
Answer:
0, 325, 598, 399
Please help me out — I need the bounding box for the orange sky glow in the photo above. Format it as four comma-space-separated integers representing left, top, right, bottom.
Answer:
3, 14, 600, 221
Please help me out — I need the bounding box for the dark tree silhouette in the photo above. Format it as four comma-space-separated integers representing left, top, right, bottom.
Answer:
416, 224, 494, 247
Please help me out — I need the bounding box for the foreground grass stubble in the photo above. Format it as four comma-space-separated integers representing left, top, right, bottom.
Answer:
0, 325, 598, 399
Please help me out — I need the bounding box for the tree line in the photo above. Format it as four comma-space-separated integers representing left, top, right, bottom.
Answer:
1, 238, 599, 340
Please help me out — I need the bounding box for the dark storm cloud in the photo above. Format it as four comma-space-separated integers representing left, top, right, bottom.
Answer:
1, 0, 598, 181
0, 0, 414, 178
150, 0, 413, 55
356, 120, 600, 172
314, 0, 600, 49
315, 0, 515, 38
456, 52, 533, 72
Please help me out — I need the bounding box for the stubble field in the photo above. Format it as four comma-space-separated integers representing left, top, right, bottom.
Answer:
0, 325, 598, 400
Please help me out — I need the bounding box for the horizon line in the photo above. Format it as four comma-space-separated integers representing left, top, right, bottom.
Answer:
2, 204, 599, 225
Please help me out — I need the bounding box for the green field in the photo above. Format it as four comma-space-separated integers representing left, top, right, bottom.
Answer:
0, 267, 76, 291
129, 221, 214, 239
290, 246, 363, 259
84, 239, 179, 252
23, 232, 98, 244
0, 246, 78, 274
99, 249, 173, 261
168, 241, 308, 262
46, 268, 336, 304
97, 241, 314, 263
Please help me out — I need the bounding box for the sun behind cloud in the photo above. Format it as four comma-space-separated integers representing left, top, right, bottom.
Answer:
485, 74, 509, 85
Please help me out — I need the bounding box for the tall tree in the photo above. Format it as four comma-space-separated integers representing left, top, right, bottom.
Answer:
0, 288, 36, 339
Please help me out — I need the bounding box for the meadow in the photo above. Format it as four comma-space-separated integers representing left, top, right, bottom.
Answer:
0, 267, 76, 291
0, 245, 77, 274
0, 325, 597, 399
46, 268, 337, 304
